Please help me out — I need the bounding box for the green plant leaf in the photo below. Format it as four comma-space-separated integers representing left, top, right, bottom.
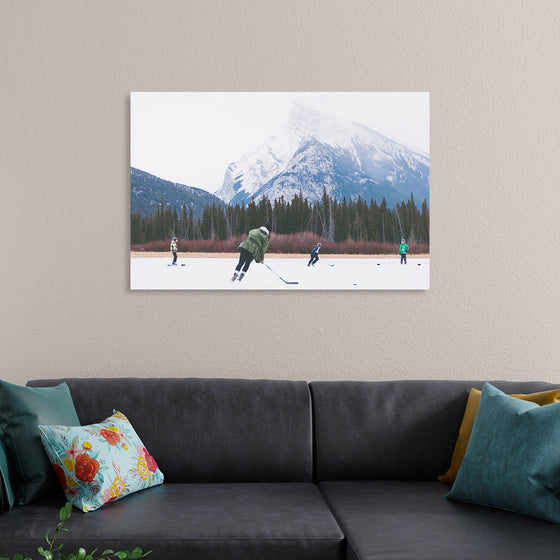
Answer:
14, 554, 24, 560
100, 551, 114, 556
114, 553, 127, 560
39, 549, 53, 560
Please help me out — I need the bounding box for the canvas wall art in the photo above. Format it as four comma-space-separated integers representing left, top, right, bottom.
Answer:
130, 92, 430, 290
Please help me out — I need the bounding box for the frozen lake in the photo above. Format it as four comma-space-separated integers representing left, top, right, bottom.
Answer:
130, 256, 430, 290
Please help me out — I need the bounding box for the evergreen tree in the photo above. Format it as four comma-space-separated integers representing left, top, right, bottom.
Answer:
379, 197, 388, 244
420, 199, 430, 244
246, 198, 258, 231
335, 197, 350, 242
131, 210, 144, 245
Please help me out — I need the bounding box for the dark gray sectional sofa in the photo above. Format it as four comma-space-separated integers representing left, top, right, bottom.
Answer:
2, 377, 560, 560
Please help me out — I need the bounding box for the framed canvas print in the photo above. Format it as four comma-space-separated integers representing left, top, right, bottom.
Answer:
130, 92, 429, 290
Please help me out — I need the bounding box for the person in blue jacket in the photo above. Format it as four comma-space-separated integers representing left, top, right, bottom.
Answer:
308, 242, 322, 267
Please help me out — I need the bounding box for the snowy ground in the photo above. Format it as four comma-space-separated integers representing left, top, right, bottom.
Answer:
130, 257, 430, 290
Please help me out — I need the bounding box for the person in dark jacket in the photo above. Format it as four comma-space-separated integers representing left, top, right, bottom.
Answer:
308, 242, 322, 266
231, 224, 271, 281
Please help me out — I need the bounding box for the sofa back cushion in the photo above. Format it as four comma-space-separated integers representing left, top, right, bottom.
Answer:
310, 380, 559, 481
27, 378, 313, 483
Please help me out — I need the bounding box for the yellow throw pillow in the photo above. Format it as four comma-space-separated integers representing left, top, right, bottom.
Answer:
438, 387, 560, 484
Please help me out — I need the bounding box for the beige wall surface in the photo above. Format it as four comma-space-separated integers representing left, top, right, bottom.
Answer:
2, 1, 559, 385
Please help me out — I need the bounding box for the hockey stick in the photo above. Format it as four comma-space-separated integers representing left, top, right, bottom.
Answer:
263, 263, 299, 285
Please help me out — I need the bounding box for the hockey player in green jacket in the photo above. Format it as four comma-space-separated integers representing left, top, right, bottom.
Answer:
399, 239, 409, 265
231, 224, 271, 281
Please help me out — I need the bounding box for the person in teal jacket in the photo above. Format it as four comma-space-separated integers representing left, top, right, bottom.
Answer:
231, 224, 271, 281
399, 239, 409, 265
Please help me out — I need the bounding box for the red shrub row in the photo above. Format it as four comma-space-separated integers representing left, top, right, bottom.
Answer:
132, 234, 429, 255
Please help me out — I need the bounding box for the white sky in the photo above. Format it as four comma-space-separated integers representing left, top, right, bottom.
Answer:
130, 92, 430, 193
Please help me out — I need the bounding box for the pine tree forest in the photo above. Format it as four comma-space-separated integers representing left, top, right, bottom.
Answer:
131, 190, 429, 253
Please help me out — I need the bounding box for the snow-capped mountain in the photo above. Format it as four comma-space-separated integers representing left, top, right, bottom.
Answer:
214, 100, 429, 207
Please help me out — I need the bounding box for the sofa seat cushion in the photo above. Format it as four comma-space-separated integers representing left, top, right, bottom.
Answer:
319, 481, 560, 560
0, 483, 344, 560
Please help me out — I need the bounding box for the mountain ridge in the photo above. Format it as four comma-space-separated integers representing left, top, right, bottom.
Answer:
130, 167, 223, 219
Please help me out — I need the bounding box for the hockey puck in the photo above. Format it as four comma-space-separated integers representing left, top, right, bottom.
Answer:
377, 263, 380, 266
417, 264, 421, 266
353, 283, 357, 286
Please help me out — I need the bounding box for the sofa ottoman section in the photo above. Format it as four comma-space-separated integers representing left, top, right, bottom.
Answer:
319, 480, 560, 560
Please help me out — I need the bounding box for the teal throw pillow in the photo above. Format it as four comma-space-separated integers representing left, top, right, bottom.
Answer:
0, 439, 15, 511
0, 380, 80, 504
39, 411, 164, 512
446, 382, 560, 523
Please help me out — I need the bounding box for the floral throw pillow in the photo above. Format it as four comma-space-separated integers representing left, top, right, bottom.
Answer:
38, 411, 164, 512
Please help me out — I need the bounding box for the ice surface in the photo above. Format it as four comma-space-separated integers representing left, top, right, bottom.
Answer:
130, 257, 430, 290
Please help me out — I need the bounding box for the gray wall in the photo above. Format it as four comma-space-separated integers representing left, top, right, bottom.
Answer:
2, 1, 559, 384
